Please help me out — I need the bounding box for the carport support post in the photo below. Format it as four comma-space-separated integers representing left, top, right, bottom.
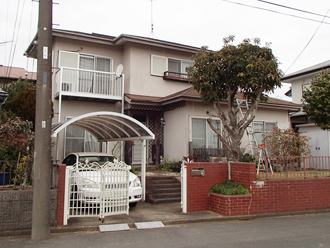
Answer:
142, 139, 147, 201
31, 0, 53, 241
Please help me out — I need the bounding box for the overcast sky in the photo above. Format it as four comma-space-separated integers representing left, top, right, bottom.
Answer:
1, 0, 330, 100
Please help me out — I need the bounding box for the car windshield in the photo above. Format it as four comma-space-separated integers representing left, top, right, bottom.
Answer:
79, 156, 115, 165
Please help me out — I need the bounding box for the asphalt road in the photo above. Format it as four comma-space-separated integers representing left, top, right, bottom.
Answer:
1, 213, 330, 248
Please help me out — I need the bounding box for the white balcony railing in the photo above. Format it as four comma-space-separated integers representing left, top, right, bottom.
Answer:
56, 67, 123, 99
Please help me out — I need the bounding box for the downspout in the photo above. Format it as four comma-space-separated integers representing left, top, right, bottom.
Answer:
121, 74, 125, 161
228, 161, 231, 180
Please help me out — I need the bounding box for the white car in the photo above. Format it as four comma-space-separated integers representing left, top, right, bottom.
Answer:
62, 152, 142, 207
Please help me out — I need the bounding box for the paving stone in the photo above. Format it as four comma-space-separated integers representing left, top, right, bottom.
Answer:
99, 223, 130, 232
134, 221, 165, 230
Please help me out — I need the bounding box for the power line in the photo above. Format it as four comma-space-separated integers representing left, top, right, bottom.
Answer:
6, 0, 21, 78
285, 7, 330, 74
222, 0, 330, 25
257, 0, 330, 19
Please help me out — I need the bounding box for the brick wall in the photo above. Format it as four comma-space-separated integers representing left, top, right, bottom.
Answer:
230, 162, 255, 188
0, 189, 58, 232
186, 162, 227, 212
210, 179, 330, 215
187, 162, 330, 215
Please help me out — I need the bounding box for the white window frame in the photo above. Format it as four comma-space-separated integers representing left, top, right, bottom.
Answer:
253, 121, 277, 145
151, 55, 168, 76
79, 54, 114, 72
151, 54, 193, 76
189, 116, 222, 149
64, 116, 100, 156
58, 50, 113, 72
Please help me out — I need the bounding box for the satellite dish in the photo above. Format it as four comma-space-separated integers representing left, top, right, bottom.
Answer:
115, 64, 123, 77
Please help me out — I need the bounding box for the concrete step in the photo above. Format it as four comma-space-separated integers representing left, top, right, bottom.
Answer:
147, 195, 181, 204
149, 192, 181, 199
146, 187, 181, 194
146, 176, 181, 204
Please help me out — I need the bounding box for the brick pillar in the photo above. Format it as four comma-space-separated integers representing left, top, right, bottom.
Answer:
56, 164, 66, 226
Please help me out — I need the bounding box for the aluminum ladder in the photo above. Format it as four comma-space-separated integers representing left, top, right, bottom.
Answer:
236, 99, 258, 156
257, 144, 273, 175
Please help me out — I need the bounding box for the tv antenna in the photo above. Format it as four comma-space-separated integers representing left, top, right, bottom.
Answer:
149, 0, 157, 38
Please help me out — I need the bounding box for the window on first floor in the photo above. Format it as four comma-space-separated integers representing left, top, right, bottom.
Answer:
65, 118, 100, 156
191, 117, 221, 149
253, 121, 277, 145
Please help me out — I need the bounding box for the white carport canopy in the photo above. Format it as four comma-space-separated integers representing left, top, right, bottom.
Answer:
51, 111, 155, 201
51, 111, 155, 141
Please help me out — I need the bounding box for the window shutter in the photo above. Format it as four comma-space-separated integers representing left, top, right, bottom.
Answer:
151, 55, 167, 76
59, 51, 79, 68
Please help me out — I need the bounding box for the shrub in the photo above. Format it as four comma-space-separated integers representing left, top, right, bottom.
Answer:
240, 153, 254, 162
157, 161, 180, 171
209, 180, 250, 195
263, 128, 310, 156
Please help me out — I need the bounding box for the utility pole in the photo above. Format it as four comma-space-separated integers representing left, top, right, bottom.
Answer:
31, 0, 53, 241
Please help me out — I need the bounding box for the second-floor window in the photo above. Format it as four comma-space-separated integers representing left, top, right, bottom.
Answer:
59, 51, 115, 95
151, 55, 193, 77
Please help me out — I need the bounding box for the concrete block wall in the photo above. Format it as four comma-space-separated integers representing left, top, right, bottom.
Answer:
0, 189, 58, 232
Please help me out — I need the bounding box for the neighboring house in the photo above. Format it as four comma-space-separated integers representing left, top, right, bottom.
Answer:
25, 29, 300, 165
0, 65, 37, 88
282, 60, 330, 156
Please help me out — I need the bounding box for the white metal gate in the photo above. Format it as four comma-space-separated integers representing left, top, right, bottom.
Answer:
63, 160, 130, 225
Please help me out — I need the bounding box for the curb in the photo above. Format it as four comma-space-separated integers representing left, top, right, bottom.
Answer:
1, 208, 330, 238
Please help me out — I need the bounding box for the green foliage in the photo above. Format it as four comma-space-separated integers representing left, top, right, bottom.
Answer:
210, 180, 250, 195
240, 153, 255, 162
263, 128, 310, 156
2, 79, 34, 104
157, 160, 181, 172
187, 36, 282, 162
302, 69, 330, 130
5, 86, 36, 130
2, 79, 36, 130
187, 37, 282, 106
0, 116, 34, 161
0, 109, 17, 125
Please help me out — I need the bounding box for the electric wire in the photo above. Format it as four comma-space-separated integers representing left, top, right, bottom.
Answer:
257, 0, 330, 19
9, 0, 26, 77
26, 0, 36, 77
222, 0, 330, 25
5, 0, 21, 78
285, 7, 330, 74
6, 0, 28, 79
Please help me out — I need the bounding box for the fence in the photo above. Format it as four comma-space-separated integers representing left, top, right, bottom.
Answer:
192, 148, 226, 162
57, 67, 122, 97
257, 156, 330, 180
0, 160, 33, 189
0, 160, 60, 189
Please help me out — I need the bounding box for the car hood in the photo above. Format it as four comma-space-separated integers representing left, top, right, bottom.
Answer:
74, 170, 137, 183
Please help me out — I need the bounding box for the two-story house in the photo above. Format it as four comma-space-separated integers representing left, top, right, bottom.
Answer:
282, 60, 330, 156
25, 29, 300, 165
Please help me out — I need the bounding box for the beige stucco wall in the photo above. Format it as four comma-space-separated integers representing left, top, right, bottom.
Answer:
125, 43, 194, 97
290, 77, 313, 104
164, 102, 291, 161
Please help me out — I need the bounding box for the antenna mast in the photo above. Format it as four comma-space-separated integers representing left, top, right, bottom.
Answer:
149, 0, 157, 38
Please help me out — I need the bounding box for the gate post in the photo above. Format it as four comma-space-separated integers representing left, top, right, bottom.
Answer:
141, 139, 147, 201
181, 161, 187, 213
56, 164, 66, 226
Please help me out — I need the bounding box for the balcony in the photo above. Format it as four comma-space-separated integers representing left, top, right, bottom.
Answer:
163, 71, 189, 82
55, 67, 123, 102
